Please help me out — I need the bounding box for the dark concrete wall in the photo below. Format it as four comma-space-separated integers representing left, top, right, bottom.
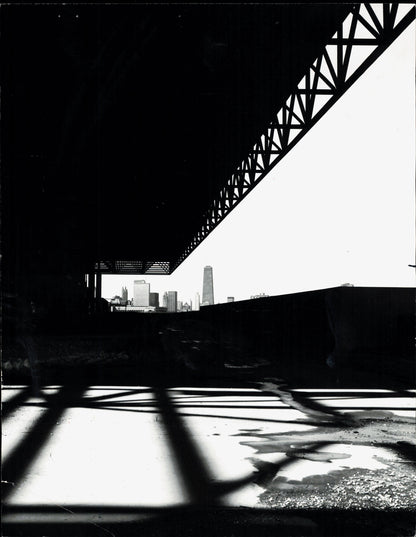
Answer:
3, 286, 414, 388
103, 286, 414, 386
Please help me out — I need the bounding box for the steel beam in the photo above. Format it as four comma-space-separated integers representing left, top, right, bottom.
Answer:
93, 260, 171, 275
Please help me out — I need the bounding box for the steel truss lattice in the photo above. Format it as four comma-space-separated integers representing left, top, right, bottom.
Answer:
172, 3, 415, 272
94, 260, 171, 275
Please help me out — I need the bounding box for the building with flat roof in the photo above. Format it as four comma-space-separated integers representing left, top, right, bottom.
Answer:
162, 292, 168, 308
149, 292, 159, 308
202, 266, 214, 306
194, 292, 200, 311
134, 280, 150, 307
167, 291, 177, 313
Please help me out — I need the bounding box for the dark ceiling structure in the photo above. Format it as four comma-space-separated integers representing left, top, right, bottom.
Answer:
2, 4, 414, 308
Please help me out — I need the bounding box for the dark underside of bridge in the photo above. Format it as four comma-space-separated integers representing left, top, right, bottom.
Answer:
2, 3, 415, 383
2, 4, 353, 303
2, 2, 415, 364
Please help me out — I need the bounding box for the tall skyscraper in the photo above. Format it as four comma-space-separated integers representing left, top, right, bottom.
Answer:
149, 292, 159, 308
167, 291, 177, 313
121, 286, 128, 304
134, 280, 150, 307
162, 292, 168, 308
202, 266, 214, 306
194, 292, 200, 311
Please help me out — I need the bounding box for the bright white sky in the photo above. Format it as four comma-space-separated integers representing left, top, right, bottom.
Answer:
103, 18, 415, 305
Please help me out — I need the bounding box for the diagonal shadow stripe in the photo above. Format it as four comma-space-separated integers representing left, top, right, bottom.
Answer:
84, 388, 153, 402
2, 387, 33, 421
2, 383, 89, 502
154, 386, 219, 506
255, 380, 357, 426
153, 387, 333, 505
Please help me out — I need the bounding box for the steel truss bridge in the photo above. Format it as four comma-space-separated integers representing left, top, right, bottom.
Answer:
96, 4, 415, 275
2, 3, 415, 310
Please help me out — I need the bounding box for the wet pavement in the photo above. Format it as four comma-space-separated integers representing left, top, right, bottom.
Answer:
2, 383, 415, 536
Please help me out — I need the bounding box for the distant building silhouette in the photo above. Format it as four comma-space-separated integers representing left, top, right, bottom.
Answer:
194, 292, 200, 311
182, 302, 191, 312
250, 293, 269, 299
134, 280, 150, 307
227, 297, 235, 303
177, 300, 183, 312
149, 292, 159, 308
121, 286, 128, 303
202, 266, 214, 306
162, 292, 168, 308
167, 291, 177, 313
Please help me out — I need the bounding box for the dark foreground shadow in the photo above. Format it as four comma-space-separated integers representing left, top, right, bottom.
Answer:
2, 504, 416, 537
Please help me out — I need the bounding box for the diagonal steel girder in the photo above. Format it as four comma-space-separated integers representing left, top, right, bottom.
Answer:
172, 3, 415, 273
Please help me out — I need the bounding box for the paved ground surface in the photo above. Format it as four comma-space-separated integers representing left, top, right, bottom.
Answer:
2, 382, 416, 536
